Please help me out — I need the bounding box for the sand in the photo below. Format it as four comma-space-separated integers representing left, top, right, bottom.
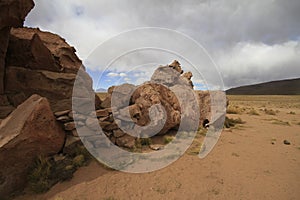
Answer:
15, 95, 300, 200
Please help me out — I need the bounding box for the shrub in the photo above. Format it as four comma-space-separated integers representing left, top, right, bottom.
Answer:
140, 138, 152, 146
264, 109, 276, 115
224, 117, 245, 128
248, 109, 259, 115
271, 120, 290, 126
28, 144, 92, 194
226, 106, 242, 114
164, 135, 174, 144
28, 156, 52, 193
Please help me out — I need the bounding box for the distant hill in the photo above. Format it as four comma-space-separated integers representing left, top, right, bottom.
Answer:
226, 78, 300, 95
95, 88, 107, 92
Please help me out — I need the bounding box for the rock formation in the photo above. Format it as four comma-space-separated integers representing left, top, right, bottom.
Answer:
0, 0, 100, 118
0, 1, 99, 198
70, 61, 205, 149
0, 94, 65, 197
0, 0, 35, 94
0, 0, 227, 198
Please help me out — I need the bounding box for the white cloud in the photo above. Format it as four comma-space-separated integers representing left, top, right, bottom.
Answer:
107, 72, 127, 77
106, 72, 119, 77
24, 0, 300, 88
217, 41, 300, 88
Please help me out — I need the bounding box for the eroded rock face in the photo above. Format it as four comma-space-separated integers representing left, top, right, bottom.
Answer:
0, 94, 65, 198
0, 0, 98, 117
3, 27, 95, 113
0, 0, 34, 29
0, 0, 34, 107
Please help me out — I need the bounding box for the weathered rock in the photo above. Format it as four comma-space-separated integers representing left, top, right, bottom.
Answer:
0, 0, 34, 29
113, 129, 126, 138
130, 83, 182, 135
0, 94, 65, 198
85, 117, 99, 131
116, 135, 136, 149
64, 122, 76, 131
169, 60, 183, 74
8, 27, 82, 73
96, 109, 109, 117
3, 27, 94, 113
57, 115, 72, 123
181, 71, 194, 88
0, 27, 9, 94
0, 0, 35, 94
54, 110, 71, 117
197, 91, 211, 126
283, 140, 291, 145
100, 94, 112, 108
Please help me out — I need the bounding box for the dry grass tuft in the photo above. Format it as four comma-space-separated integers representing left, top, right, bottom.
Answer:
264, 109, 276, 115
227, 106, 243, 114
247, 109, 260, 115
224, 117, 245, 128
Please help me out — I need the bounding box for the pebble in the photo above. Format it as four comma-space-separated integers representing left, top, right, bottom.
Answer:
283, 140, 291, 145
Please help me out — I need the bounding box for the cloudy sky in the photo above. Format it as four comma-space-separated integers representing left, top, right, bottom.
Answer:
25, 0, 300, 90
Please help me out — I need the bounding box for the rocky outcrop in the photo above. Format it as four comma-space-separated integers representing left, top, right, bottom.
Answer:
3, 27, 97, 113
0, 94, 65, 197
0, 0, 99, 118
66, 61, 202, 149
0, 0, 34, 94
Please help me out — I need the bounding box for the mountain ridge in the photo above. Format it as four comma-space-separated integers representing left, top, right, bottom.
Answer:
226, 78, 300, 95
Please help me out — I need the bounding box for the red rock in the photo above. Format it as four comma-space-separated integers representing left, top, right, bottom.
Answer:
0, 94, 65, 198
0, 0, 34, 94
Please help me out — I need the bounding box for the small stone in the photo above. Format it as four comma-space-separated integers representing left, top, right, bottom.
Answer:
56, 115, 71, 122
99, 121, 112, 128
73, 113, 88, 121
96, 109, 109, 117
116, 135, 135, 149
54, 110, 71, 117
68, 110, 75, 119
113, 129, 125, 138
85, 117, 99, 131
283, 140, 291, 145
75, 121, 85, 127
99, 116, 110, 122
104, 123, 119, 131
149, 144, 164, 151
64, 122, 76, 131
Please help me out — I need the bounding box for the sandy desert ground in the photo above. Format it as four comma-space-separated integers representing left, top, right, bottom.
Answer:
15, 95, 300, 200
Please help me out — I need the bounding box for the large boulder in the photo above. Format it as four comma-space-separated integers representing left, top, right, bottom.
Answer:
0, 27, 98, 115
0, 94, 65, 198
99, 62, 199, 143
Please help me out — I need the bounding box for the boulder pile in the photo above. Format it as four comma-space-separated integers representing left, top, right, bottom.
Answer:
60, 60, 210, 150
